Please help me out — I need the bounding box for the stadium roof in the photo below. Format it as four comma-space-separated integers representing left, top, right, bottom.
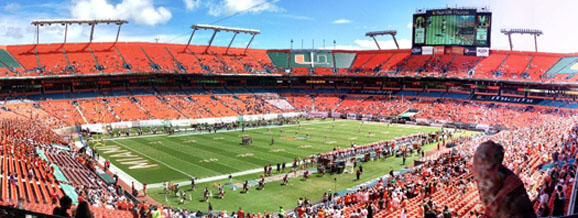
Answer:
31, 19, 128, 44
31, 19, 128, 25
191, 24, 260, 34
185, 24, 261, 54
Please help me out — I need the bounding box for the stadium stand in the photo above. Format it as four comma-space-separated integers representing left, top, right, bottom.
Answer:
1, 37, 578, 218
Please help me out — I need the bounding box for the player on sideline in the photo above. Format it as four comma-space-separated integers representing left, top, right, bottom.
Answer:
218, 184, 225, 199
191, 177, 196, 191
258, 178, 266, 190
242, 181, 249, 194
282, 174, 289, 185
203, 187, 210, 202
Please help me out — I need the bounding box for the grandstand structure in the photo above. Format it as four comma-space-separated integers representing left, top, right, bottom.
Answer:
1, 7, 578, 217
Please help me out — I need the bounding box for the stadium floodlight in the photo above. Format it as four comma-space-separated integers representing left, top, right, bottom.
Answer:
501, 28, 543, 52
184, 24, 261, 55
31, 19, 128, 44
365, 30, 399, 50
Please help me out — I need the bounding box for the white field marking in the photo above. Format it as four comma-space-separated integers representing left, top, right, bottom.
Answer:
381, 132, 390, 134
147, 167, 264, 189
269, 149, 285, 153
111, 140, 194, 178
213, 137, 225, 140
236, 153, 254, 157
107, 120, 444, 188
348, 137, 357, 140
299, 145, 312, 149
199, 158, 219, 163
183, 139, 197, 143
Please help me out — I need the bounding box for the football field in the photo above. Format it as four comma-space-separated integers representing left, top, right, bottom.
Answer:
96, 119, 441, 184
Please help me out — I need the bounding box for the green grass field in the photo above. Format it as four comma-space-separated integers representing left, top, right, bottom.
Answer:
146, 131, 474, 213
96, 120, 441, 184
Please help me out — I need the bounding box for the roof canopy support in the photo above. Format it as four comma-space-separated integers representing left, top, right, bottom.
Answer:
31, 19, 128, 44
225, 32, 238, 54
186, 24, 260, 55
365, 30, 399, 50
501, 28, 543, 52
244, 34, 256, 55
183, 28, 197, 52
204, 30, 219, 54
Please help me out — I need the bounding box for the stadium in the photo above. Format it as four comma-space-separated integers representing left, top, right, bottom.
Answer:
0, 1, 577, 218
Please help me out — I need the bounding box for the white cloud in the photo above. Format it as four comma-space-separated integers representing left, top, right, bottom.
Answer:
355, 39, 411, 50
407, 22, 412, 29
183, 0, 201, 11
321, 39, 411, 50
326, 39, 412, 50
4, 3, 20, 11
333, 19, 351, 24
278, 14, 313, 20
70, 0, 172, 26
208, 0, 282, 16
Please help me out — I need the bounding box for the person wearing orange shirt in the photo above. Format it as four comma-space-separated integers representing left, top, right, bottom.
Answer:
344, 193, 351, 206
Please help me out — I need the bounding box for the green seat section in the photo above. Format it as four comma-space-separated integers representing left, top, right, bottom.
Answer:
334, 53, 356, 68
0, 49, 22, 68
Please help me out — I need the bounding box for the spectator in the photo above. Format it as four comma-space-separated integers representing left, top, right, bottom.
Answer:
53, 195, 72, 217
473, 140, 536, 218
75, 201, 94, 218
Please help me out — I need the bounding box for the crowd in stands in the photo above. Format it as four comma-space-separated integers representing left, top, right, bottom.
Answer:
0, 87, 577, 218
4, 42, 573, 82
6, 43, 277, 77
278, 112, 577, 218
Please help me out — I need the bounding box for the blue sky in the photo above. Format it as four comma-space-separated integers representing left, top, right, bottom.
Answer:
1, 0, 577, 52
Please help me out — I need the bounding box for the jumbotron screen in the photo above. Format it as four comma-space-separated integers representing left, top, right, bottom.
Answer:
412, 9, 491, 47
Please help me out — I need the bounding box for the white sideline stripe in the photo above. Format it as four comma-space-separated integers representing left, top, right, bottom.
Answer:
146, 167, 263, 189
111, 140, 194, 179
146, 159, 311, 189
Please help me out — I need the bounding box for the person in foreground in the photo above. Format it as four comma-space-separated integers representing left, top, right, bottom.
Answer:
52, 196, 72, 217
75, 201, 94, 218
472, 140, 536, 218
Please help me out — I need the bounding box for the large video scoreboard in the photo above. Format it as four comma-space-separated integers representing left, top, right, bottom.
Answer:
413, 9, 491, 47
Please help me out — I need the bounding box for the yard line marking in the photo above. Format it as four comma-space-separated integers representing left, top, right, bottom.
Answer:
134, 139, 229, 175
111, 140, 197, 178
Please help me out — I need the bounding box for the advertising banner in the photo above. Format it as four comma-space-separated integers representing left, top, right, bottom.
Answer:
476, 47, 490, 57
